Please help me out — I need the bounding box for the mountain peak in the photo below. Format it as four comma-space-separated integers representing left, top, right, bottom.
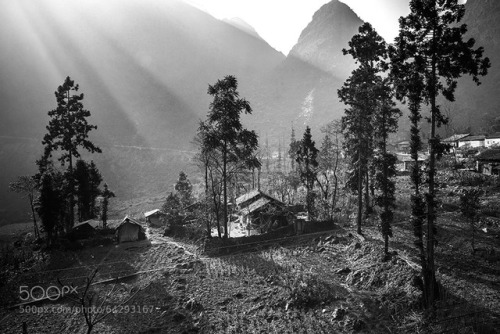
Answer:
288, 0, 363, 77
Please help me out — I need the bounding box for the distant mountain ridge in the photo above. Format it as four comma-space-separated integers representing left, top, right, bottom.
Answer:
223, 17, 264, 41
289, 0, 363, 77
244, 0, 364, 139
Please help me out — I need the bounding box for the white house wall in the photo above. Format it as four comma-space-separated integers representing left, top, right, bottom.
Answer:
458, 141, 485, 148
485, 138, 500, 148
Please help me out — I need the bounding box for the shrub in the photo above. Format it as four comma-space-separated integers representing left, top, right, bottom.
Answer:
281, 271, 334, 308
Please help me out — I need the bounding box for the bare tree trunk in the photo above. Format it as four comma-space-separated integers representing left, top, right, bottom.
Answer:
426, 44, 438, 309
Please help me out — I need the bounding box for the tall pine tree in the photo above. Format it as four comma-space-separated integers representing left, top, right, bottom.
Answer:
296, 126, 319, 220
42, 77, 101, 230
391, 0, 490, 308
338, 23, 388, 234
373, 80, 401, 255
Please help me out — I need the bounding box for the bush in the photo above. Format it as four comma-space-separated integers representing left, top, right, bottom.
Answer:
281, 271, 334, 308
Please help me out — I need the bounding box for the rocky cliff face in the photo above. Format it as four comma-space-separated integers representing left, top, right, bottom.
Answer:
245, 0, 364, 139
288, 0, 363, 79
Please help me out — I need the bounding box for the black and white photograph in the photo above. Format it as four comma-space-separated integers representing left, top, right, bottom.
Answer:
0, 0, 499, 333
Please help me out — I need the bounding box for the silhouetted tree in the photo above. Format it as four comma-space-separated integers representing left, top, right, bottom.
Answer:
200, 75, 258, 238
74, 160, 102, 222
37, 168, 66, 245
42, 76, 101, 230
391, 0, 490, 308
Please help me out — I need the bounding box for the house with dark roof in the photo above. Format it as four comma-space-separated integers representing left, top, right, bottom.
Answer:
235, 190, 289, 236
485, 133, 500, 148
458, 135, 486, 148
476, 148, 500, 175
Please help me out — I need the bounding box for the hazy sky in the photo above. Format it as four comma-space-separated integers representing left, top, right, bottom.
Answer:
187, 0, 467, 54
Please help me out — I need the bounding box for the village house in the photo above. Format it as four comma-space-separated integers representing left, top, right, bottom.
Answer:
395, 153, 428, 172
396, 140, 411, 153
144, 209, 166, 227
485, 133, 500, 148
476, 148, 500, 175
442, 133, 470, 148
115, 216, 146, 243
235, 190, 288, 236
458, 135, 485, 148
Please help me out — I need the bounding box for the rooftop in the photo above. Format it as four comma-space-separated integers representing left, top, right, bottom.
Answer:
476, 148, 500, 161
443, 133, 470, 142
144, 209, 164, 217
486, 132, 500, 139
459, 135, 486, 142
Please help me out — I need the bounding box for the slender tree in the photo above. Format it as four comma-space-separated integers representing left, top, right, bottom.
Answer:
9, 176, 40, 239
390, 45, 428, 302
391, 0, 490, 308
296, 126, 319, 220
201, 75, 258, 238
338, 22, 388, 234
42, 76, 101, 230
373, 80, 402, 255
317, 120, 343, 220
288, 126, 301, 171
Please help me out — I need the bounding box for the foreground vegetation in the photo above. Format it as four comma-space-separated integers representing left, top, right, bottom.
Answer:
1, 168, 499, 333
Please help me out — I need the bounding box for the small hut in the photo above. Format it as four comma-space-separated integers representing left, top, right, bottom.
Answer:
115, 216, 146, 243
70, 221, 96, 240
144, 209, 166, 227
